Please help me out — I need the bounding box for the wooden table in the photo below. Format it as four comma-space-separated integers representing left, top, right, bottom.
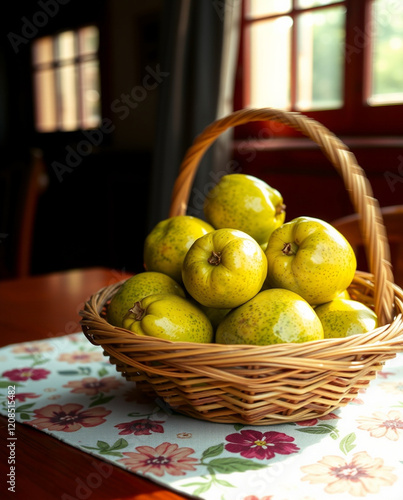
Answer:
0, 267, 187, 500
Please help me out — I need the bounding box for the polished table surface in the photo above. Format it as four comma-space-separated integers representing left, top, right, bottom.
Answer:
0, 267, 187, 500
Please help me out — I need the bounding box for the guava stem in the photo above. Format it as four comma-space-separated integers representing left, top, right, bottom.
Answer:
276, 203, 286, 215
208, 251, 222, 266
129, 301, 145, 321
282, 242, 298, 256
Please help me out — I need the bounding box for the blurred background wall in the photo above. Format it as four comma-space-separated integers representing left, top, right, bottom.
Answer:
0, 0, 164, 278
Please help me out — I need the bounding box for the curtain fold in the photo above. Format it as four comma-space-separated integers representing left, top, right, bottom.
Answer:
147, 0, 241, 231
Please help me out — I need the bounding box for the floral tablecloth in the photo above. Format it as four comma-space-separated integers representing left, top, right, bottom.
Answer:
1, 333, 403, 500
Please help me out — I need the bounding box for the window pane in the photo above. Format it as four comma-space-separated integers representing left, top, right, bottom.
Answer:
32, 36, 53, 66
79, 26, 99, 56
246, 0, 292, 18
32, 26, 101, 132
58, 31, 75, 61
247, 17, 292, 109
58, 64, 77, 130
369, 0, 403, 105
296, 6, 345, 110
80, 61, 101, 129
296, 0, 340, 8
33, 69, 56, 132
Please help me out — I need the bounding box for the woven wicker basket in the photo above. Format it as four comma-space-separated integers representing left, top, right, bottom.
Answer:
81, 108, 403, 425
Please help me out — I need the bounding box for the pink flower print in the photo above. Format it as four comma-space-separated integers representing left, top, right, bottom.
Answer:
63, 376, 123, 396
66, 334, 81, 342
378, 381, 403, 395
357, 410, 403, 441
301, 451, 397, 496
57, 350, 104, 364
118, 442, 198, 477
244, 496, 274, 500
115, 418, 165, 436
29, 403, 111, 432
225, 430, 299, 460
2, 367, 50, 382
12, 342, 53, 354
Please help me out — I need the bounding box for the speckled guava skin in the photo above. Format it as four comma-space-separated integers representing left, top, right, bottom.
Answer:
203, 174, 286, 245
106, 272, 185, 327
122, 293, 214, 343
182, 228, 267, 309
143, 215, 215, 283
215, 288, 324, 345
315, 298, 378, 338
265, 217, 357, 305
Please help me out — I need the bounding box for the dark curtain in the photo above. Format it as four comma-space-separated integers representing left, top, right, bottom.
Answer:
147, 0, 241, 231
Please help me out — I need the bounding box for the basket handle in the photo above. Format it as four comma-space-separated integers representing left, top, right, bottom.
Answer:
169, 107, 395, 325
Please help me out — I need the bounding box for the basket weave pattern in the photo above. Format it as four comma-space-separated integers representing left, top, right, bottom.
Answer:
81, 108, 403, 425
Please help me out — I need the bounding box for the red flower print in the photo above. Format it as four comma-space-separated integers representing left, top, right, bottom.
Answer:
115, 418, 164, 435
2, 367, 50, 382
28, 403, 111, 432
10, 392, 40, 402
297, 412, 340, 426
63, 376, 123, 395
118, 442, 198, 477
225, 430, 299, 460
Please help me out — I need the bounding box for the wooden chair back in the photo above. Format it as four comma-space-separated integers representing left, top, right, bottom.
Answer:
0, 149, 48, 279
332, 205, 403, 288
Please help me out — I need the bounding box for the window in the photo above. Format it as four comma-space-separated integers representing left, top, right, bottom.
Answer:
369, 0, 403, 105
32, 26, 101, 132
236, 0, 403, 135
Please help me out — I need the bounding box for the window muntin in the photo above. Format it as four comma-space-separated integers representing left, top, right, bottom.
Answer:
244, 0, 346, 111
242, 0, 403, 120
32, 26, 101, 132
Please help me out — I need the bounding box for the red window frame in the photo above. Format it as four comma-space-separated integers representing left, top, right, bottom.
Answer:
234, 0, 403, 138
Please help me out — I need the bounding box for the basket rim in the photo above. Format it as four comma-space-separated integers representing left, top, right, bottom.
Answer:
80, 272, 403, 356
79, 275, 403, 425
